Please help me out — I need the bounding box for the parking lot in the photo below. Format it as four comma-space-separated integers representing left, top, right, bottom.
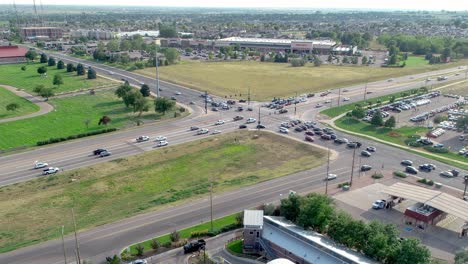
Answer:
334, 181, 468, 261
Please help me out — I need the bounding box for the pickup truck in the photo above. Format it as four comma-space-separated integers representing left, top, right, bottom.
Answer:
183, 239, 206, 254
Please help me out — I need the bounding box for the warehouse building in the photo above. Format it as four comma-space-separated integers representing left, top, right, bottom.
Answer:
0, 45, 28, 64
21, 27, 63, 40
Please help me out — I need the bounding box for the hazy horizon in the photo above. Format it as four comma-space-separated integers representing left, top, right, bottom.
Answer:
5, 0, 468, 11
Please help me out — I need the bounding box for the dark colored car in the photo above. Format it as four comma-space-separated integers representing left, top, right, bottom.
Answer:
279, 109, 288, 114
321, 134, 332, 140
256, 124, 266, 129
314, 130, 323, 136
93, 148, 107, 155
183, 239, 206, 254
294, 127, 304, 132
329, 134, 337, 140
405, 166, 419, 174
361, 150, 372, 157
239, 99, 246, 103
239, 124, 247, 129
419, 164, 432, 172
347, 142, 362, 148
361, 165, 372, 171
305, 130, 315, 136
305, 136, 314, 142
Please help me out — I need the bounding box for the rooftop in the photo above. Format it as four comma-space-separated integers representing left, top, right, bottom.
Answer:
243, 210, 264, 227
0, 46, 28, 58
218, 37, 336, 46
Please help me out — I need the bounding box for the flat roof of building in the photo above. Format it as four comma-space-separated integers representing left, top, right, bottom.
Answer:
21, 27, 60, 30
382, 182, 468, 221
244, 210, 264, 227
218, 37, 336, 46
264, 216, 379, 264
0, 46, 28, 58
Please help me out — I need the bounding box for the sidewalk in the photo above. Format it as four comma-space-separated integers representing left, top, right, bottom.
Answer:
0, 85, 54, 123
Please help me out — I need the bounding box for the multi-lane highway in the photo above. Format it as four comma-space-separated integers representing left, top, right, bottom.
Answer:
0, 54, 466, 263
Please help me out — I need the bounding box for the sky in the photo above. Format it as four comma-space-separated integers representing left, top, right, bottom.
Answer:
5, 0, 468, 11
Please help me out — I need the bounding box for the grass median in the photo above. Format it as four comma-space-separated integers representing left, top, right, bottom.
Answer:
0, 62, 109, 94
136, 58, 467, 101
0, 90, 179, 150
0, 86, 39, 119
0, 131, 326, 253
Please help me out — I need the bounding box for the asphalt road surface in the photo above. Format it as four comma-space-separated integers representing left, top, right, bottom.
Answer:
0, 56, 467, 264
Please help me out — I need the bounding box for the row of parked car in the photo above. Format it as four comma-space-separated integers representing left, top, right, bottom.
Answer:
410, 100, 465, 122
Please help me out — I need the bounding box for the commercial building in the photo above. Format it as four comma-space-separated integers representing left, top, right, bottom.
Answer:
261, 216, 378, 264
21, 27, 63, 40
0, 45, 28, 64
243, 210, 264, 253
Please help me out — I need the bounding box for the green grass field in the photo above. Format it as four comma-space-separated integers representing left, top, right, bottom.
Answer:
226, 239, 243, 254
0, 62, 109, 93
0, 131, 326, 252
0, 90, 178, 150
129, 213, 238, 255
0, 87, 39, 119
438, 80, 468, 96
137, 58, 467, 101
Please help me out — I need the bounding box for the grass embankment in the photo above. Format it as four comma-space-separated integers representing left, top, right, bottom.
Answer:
0, 62, 109, 93
226, 239, 244, 254
437, 80, 468, 96
0, 90, 179, 150
0, 131, 326, 252
136, 58, 467, 101
128, 213, 238, 255
0, 87, 39, 119
335, 117, 468, 169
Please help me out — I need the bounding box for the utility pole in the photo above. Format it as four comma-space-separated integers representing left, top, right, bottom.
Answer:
294, 91, 298, 116
210, 182, 213, 232
248, 87, 251, 106
337, 88, 341, 107
155, 46, 160, 97
463, 175, 468, 197
71, 208, 81, 264
363, 81, 368, 101
325, 145, 330, 195
61, 225, 67, 264
350, 147, 357, 187
204, 91, 208, 114
257, 107, 261, 129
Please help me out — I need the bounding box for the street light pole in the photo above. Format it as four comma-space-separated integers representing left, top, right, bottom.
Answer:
337, 88, 341, 107
294, 91, 298, 116
204, 91, 208, 114
325, 145, 330, 195
350, 147, 357, 187
210, 181, 213, 232
71, 208, 80, 264
463, 175, 468, 197
155, 47, 160, 97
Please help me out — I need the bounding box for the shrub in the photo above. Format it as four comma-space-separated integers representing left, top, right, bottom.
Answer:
417, 178, 434, 186
135, 244, 144, 256
36, 128, 117, 146
179, 107, 186, 112
393, 171, 408, 178
338, 182, 350, 188
150, 239, 160, 250
424, 146, 449, 153
371, 173, 383, 179
190, 229, 209, 238
170, 230, 180, 242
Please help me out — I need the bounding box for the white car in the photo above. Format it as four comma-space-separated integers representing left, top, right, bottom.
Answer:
372, 199, 386, 209
343, 97, 350, 101
34, 161, 48, 169
43, 167, 59, 175
326, 174, 337, 181
131, 259, 148, 264
279, 127, 289, 134
246, 118, 256, 124
108, 71, 114, 75
136, 136, 150, 142
197, 128, 209, 135
175, 91, 182, 95
212, 130, 221, 135
215, 120, 225, 125
157, 140, 168, 147
155, 136, 167, 142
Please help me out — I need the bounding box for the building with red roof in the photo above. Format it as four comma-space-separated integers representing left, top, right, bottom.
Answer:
0, 45, 28, 64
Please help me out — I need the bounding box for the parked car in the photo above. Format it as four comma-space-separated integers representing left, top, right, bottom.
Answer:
256, 124, 266, 129
246, 118, 256, 124
405, 166, 419, 174
305, 136, 314, 142
372, 199, 386, 209
305, 130, 315, 136
321, 134, 332, 140
451, 169, 460, 177
34, 161, 48, 169
136, 136, 150, 142
401, 160, 413, 166
361, 151, 372, 157
279, 127, 289, 134
361, 165, 372, 171
131, 260, 148, 264
184, 239, 206, 254
279, 109, 288, 114
93, 148, 107, 155
295, 127, 304, 132
43, 167, 60, 175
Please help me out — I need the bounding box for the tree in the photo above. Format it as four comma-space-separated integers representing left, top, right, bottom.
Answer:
384, 116, 396, 128
37, 66, 47, 76
6, 103, 20, 111
135, 244, 145, 257
159, 23, 177, 38
313, 57, 322, 67
57, 60, 65, 70
456, 116, 468, 131
47, 57, 56, 67
393, 238, 431, 264
280, 193, 301, 222
342, 56, 349, 63
389, 54, 397, 65
98, 115, 111, 125
105, 255, 121, 264
66, 63, 75, 72
21, 66, 26, 71
25, 50, 37, 62
163, 48, 180, 65
106, 39, 120, 52
361, 56, 368, 65
296, 193, 334, 233
115, 81, 132, 98
170, 230, 180, 242
235, 211, 244, 225
34, 86, 54, 99
76, 63, 85, 76
150, 239, 161, 250
140, 84, 151, 97
87, 67, 97, 79
351, 105, 365, 119
455, 249, 468, 264
133, 93, 149, 116
370, 110, 384, 126
40, 53, 48, 63
53, 74, 64, 88
154, 97, 175, 115
122, 90, 138, 108
327, 54, 333, 62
